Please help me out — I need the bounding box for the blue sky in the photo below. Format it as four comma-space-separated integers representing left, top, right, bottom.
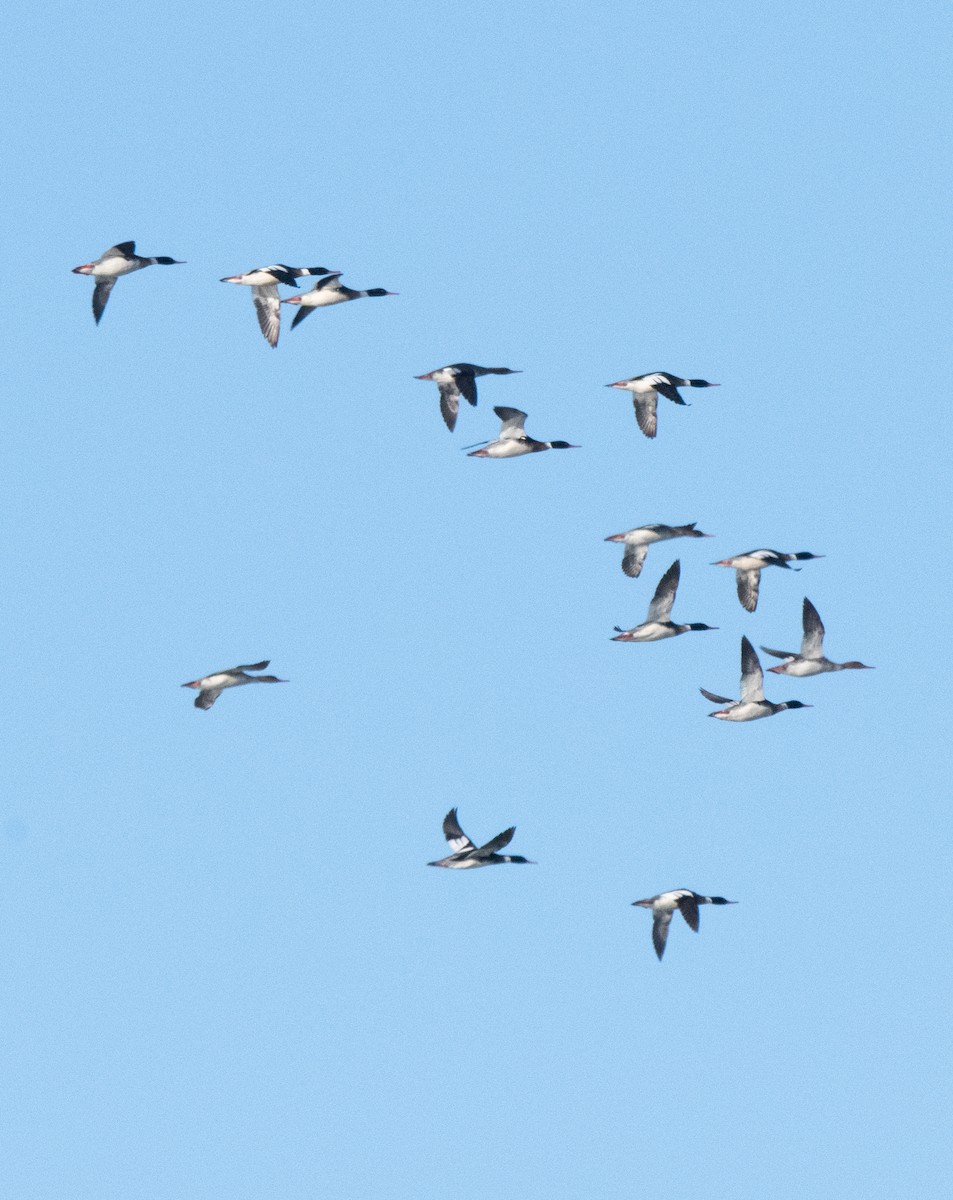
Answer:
3, 2, 951, 1197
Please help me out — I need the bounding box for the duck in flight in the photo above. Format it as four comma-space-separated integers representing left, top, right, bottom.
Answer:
604, 522, 712, 579
712, 548, 823, 612
631, 890, 737, 960
181, 661, 287, 710
761, 597, 873, 676
611, 560, 717, 642
415, 364, 521, 432
605, 372, 719, 439
428, 809, 536, 868
467, 407, 578, 458
701, 637, 812, 721
220, 264, 335, 346
281, 273, 396, 329
72, 240, 184, 324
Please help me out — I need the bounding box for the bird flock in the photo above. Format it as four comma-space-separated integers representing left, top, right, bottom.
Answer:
73, 239, 873, 961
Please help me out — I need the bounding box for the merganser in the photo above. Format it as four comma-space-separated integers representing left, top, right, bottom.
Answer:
72, 240, 184, 324
219, 264, 335, 347
604, 522, 713, 579
611, 560, 717, 642
281, 273, 396, 329
605, 372, 719, 439
181, 660, 287, 710
712, 549, 824, 613
415, 364, 522, 432
631, 890, 737, 960
427, 808, 536, 869
761, 597, 873, 676
467, 407, 578, 458
700, 637, 812, 721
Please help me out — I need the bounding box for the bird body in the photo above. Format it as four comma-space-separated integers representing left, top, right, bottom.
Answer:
761, 597, 872, 676
467, 407, 578, 458
181, 661, 287, 710
701, 637, 811, 720
72, 240, 184, 323
604, 522, 712, 578
631, 889, 737, 960
281, 273, 395, 328
605, 372, 719, 439
428, 808, 535, 868
713, 548, 823, 612
220, 264, 335, 346
612, 560, 716, 642
415, 364, 521, 432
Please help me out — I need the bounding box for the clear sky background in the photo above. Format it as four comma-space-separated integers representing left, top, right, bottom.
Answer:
2, 2, 951, 1197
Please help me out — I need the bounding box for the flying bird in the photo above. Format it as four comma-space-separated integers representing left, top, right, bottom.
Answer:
604, 522, 712, 579
72, 240, 184, 324
427, 808, 536, 868
415, 364, 521, 432
700, 637, 812, 721
631, 889, 737, 960
712, 548, 823, 613
605, 372, 719, 439
611, 560, 717, 642
761, 597, 873, 676
220, 264, 336, 347
281, 273, 396, 328
181, 661, 287, 710
467, 407, 578, 458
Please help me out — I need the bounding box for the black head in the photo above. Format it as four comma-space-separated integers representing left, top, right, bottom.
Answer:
549, 441, 579, 450
688, 623, 718, 632
794, 552, 823, 561
156, 257, 184, 265
784, 700, 812, 709
710, 896, 737, 905
367, 288, 395, 296
688, 379, 718, 387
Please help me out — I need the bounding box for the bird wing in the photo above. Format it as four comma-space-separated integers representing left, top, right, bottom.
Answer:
438, 381, 461, 431
740, 637, 765, 702
736, 569, 761, 612
194, 689, 222, 710
235, 661, 270, 672
290, 304, 315, 329
455, 372, 478, 407
652, 911, 674, 960
759, 646, 795, 661
252, 285, 281, 346
477, 826, 516, 855
106, 242, 136, 257
494, 407, 528, 440
654, 380, 688, 406
677, 894, 701, 931
700, 687, 734, 705
92, 277, 116, 324
442, 809, 475, 852
801, 597, 825, 657
622, 544, 648, 578
308, 272, 343, 291
646, 560, 680, 622
632, 394, 658, 439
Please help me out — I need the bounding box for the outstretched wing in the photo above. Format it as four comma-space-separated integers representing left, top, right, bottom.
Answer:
633, 394, 658, 439
652, 911, 674, 960
677, 894, 700, 931
622, 544, 648, 578
442, 809, 475, 853
740, 637, 765, 702
105, 241, 136, 257
235, 661, 270, 672
252, 285, 281, 347
438, 381, 461, 431
736, 569, 760, 612
478, 826, 516, 854
700, 687, 733, 705
494, 407, 528, 440
801, 597, 825, 658
646, 560, 680, 622
759, 646, 794, 661
92, 277, 116, 324
455, 373, 478, 407
290, 305, 315, 329
195, 689, 222, 710
654, 380, 688, 406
